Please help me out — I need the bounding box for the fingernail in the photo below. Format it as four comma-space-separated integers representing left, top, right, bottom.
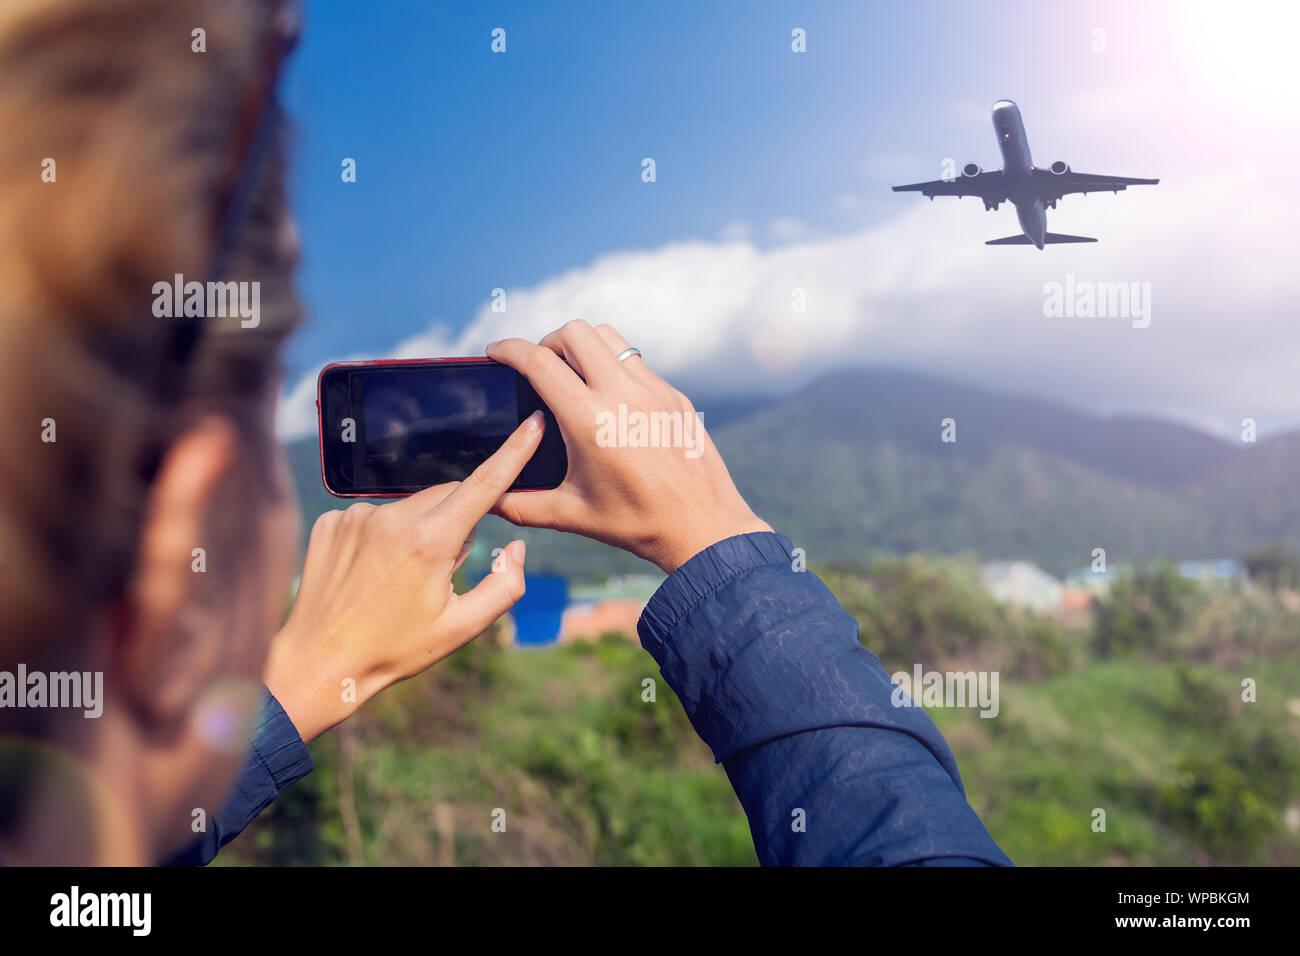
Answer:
509, 540, 526, 565
485, 340, 501, 352
525, 409, 544, 431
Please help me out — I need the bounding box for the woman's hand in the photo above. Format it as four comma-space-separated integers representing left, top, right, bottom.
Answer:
486, 320, 771, 573
264, 412, 544, 743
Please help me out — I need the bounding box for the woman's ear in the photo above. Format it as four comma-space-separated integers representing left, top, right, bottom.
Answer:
116, 416, 240, 727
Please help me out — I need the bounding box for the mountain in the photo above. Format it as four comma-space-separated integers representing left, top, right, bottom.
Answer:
285, 367, 1290, 580
1180, 432, 1300, 556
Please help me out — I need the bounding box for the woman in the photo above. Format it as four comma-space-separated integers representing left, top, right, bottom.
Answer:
0, 0, 1009, 866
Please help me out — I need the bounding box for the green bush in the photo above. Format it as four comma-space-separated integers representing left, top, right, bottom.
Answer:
821, 555, 1078, 679
215, 556, 1300, 867
1092, 563, 1199, 658
1242, 544, 1300, 591
1157, 753, 1275, 861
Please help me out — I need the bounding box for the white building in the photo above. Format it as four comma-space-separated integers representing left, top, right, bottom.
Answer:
980, 561, 1064, 614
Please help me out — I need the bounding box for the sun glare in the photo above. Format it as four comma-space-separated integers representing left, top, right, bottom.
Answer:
1171, 0, 1300, 125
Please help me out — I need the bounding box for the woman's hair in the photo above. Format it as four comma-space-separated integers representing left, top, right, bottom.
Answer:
0, 0, 300, 683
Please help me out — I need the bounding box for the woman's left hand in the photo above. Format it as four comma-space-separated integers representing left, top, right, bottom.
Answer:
264, 412, 544, 742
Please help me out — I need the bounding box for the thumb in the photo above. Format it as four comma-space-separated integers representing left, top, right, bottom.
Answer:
491, 487, 569, 530
440, 539, 527, 644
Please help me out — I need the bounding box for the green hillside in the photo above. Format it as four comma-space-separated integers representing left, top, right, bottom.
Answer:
221, 555, 1300, 866
286, 366, 1285, 580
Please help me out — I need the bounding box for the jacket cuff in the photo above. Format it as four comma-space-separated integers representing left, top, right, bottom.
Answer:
163, 687, 313, 865
253, 689, 314, 790
635, 531, 964, 779
638, 531, 796, 663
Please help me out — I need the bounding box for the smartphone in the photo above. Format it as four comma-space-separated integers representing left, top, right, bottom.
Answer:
317, 358, 567, 496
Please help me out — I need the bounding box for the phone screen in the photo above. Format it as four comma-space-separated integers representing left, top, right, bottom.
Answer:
318, 360, 567, 495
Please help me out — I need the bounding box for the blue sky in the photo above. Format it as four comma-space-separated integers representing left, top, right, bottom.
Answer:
276, 0, 1300, 439
280, 0, 1080, 371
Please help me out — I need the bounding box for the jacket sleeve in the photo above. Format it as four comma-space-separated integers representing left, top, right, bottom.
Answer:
637, 531, 1012, 867
164, 688, 314, 866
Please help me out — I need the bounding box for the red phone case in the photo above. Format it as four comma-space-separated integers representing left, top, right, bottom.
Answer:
316, 356, 495, 498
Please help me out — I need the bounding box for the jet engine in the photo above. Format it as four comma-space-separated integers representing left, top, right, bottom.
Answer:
962, 162, 982, 178
1049, 160, 1070, 175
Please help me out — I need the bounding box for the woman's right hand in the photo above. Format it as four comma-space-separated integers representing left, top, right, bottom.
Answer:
486, 320, 771, 573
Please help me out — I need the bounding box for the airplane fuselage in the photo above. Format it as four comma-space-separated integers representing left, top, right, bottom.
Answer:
892, 99, 1157, 245
992, 100, 1047, 248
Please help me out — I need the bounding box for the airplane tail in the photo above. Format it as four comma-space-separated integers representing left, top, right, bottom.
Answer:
985, 232, 1098, 246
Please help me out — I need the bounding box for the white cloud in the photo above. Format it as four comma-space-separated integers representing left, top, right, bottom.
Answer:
766, 217, 807, 242
278, 366, 324, 441
718, 220, 753, 243
278, 171, 1300, 441
865, 151, 934, 183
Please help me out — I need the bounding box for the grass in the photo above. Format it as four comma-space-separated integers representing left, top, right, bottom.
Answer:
219, 566, 1300, 867
220, 633, 757, 866
930, 660, 1300, 865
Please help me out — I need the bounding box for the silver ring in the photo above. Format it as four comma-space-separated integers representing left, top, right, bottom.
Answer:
616, 346, 642, 363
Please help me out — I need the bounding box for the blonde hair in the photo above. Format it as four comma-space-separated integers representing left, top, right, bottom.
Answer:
0, 0, 300, 677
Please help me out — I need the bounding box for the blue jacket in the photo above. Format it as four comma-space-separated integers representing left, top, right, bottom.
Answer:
165, 690, 313, 866
173, 531, 1011, 866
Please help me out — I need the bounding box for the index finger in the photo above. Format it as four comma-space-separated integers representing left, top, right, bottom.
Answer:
486, 337, 588, 408
429, 409, 546, 534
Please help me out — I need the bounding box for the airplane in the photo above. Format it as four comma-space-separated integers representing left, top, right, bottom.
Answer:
892, 99, 1158, 248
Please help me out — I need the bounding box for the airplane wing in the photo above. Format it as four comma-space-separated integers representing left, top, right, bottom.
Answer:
892, 171, 1007, 203
1034, 169, 1159, 200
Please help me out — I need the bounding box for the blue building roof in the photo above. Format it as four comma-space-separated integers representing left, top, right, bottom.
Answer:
505, 574, 568, 646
